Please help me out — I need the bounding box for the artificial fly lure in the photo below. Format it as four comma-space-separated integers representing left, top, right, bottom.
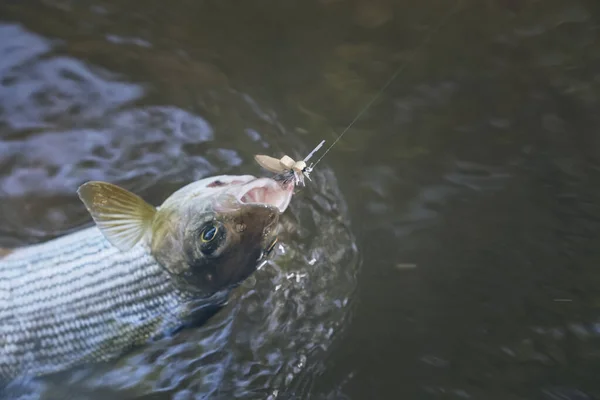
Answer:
254, 140, 325, 186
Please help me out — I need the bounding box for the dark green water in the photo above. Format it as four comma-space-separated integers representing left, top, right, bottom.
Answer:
2, 0, 600, 398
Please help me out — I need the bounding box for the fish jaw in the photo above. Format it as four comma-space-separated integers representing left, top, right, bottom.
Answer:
230, 177, 295, 213
211, 177, 295, 215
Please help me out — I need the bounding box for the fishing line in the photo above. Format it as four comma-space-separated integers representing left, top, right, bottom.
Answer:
306, 0, 466, 172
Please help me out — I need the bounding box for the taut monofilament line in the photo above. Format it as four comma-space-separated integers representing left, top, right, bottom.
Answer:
256, 0, 466, 180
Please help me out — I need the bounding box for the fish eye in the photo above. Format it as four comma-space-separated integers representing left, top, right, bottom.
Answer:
201, 224, 218, 243
198, 222, 226, 256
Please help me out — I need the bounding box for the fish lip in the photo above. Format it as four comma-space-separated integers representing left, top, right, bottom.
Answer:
232, 177, 294, 213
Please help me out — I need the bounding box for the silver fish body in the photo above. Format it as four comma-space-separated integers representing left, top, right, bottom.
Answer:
0, 226, 185, 380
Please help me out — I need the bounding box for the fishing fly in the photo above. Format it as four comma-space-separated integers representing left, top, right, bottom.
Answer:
254, 139, 325, 186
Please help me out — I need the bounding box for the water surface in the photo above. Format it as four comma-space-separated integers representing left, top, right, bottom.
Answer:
2, 0, 600, 399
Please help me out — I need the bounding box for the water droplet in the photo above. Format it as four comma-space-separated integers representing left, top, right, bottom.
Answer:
285, 373, 294, 385
299, 354, 306, 367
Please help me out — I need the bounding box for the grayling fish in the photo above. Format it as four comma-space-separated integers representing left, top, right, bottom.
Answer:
0, 174, 294, 381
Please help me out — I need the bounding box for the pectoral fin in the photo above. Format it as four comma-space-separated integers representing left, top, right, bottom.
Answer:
77, 181, 157, 251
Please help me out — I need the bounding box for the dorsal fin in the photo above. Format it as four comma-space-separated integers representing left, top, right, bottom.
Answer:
0, 248, 13, 260
77, 181, 157, 252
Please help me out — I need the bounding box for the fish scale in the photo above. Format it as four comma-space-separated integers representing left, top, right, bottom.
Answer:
0, 226, 185, 380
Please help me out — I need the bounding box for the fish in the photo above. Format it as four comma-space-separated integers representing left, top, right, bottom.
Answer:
0, 174, 295, 381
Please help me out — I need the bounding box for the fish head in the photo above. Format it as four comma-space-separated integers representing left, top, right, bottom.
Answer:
150, 175, 294, 295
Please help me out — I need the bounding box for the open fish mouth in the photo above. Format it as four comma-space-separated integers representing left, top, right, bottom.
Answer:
235, 177, 294, 213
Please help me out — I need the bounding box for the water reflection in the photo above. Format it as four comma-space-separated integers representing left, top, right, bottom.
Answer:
0, 24, 142, 132
3, 0, 600, 398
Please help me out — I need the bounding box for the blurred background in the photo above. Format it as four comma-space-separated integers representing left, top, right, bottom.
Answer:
2, 0, 600, 399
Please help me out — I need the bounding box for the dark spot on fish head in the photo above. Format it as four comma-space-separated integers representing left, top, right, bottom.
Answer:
207, 180, 226, 188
